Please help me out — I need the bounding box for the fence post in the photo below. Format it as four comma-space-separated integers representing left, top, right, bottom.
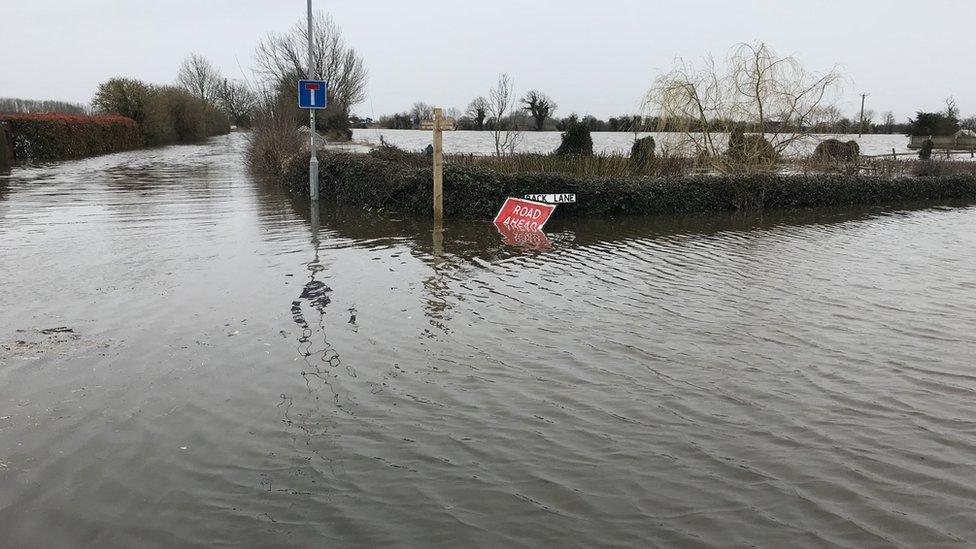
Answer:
433, 107, 443, 224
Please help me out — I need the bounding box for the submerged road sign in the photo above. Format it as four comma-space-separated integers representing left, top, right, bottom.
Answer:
493, 197, 556, 232
298, 80, 328, 109
495, 223, 551, 250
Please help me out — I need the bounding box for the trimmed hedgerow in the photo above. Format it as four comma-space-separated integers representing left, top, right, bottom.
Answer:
0, 113, 143, 160
278, 151, 976, 219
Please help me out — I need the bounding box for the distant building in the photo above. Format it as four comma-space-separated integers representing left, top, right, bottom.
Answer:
908, 130, 976, 150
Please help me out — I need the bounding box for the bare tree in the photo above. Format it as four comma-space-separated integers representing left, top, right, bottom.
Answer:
466, 97, 488, 130
882, 111, 896, 133
859, 108, 876, 134
217, 78, 257, 128
410, 101, 434, 127
178, 53, 222, 104
812, 105, 842, 132
488, 73, 520, 156
944, 96, 960, 120
647, 41, 842, 169
254, 12, 367, 113
520, 90, 557, 131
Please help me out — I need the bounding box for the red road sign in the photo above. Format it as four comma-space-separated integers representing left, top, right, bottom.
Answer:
303, 83, 321, 91
492, 197, 556, 232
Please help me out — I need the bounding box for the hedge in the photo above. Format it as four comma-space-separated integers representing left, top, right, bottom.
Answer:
278, 151, 976, 219
0, 113, 143, 160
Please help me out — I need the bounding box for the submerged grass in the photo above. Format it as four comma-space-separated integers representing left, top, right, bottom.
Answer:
445, 152, 696, 179
795, 157, 976, 178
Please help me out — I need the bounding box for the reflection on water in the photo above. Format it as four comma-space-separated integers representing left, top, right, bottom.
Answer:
2, 134, 976, 547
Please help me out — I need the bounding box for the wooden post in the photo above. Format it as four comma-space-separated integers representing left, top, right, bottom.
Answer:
432, 107, 443, 224
0, 123, 9, 173
891, 148, 896, 161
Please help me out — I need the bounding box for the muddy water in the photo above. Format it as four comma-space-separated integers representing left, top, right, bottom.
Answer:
2, 134, 976, 548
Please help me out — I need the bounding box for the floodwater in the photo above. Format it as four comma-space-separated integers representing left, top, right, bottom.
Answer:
351, 128, 916, 156
2, 134, 976, 548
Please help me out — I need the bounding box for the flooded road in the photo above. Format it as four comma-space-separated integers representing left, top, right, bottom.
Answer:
2, 134, 976, 547
351, 129, 922, 157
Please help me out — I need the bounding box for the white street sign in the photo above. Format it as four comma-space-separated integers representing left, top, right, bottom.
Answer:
524, 193, 576, 204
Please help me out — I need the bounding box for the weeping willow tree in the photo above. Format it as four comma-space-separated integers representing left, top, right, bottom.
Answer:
644, 42, 843, 171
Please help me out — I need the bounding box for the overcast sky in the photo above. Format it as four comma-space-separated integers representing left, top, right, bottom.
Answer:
2, 0, 974, 121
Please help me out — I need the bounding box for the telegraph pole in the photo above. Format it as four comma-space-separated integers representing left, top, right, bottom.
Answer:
306, 0, 319, 201
858, 93, 869, 138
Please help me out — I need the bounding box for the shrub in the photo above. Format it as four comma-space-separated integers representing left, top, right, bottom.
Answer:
813, 139, 860, 162
919, 139, 934, 160
630, 136, 656, 168
554, 121, 593, 155
92, 78, 152, 124
318, 105, 352, 141
245, 94, 301, 174
0, 113, 143, 160
93, 78, 230, 146
727, 129, 777, 166
157, 86, 208, 142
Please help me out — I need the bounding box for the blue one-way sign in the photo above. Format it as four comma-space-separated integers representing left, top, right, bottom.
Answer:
298, 80, 328, 109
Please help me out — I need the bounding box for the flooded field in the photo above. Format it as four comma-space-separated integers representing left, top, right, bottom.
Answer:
351, 129, 919, 157
2, 134, 976, 547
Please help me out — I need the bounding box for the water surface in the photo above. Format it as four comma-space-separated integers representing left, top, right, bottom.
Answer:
351, 129, 919, 156
2, 134, 976, 547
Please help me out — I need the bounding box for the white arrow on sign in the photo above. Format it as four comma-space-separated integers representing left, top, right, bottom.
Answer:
304, 83, 321, 107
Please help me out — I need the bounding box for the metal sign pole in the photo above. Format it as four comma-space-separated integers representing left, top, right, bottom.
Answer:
307, 0, 319, 201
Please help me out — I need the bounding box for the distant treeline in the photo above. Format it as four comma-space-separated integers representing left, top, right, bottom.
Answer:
374, 110, 970, 135
375, 97, 976, 136
0, 97, 89, 115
